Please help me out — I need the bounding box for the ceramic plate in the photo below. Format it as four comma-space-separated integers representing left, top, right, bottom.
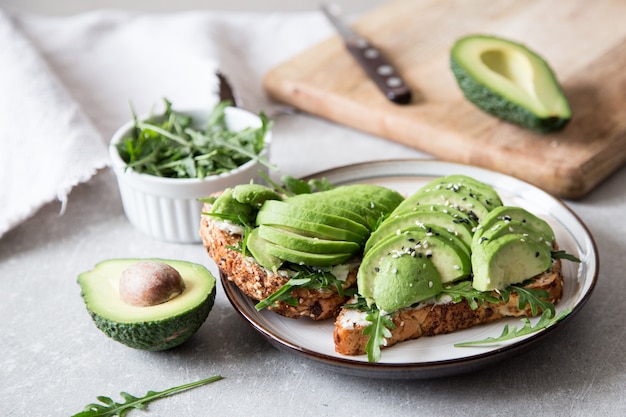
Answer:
220, 160, 598, 379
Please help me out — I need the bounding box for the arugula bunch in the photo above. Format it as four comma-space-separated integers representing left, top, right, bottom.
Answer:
117, 99, 272, 179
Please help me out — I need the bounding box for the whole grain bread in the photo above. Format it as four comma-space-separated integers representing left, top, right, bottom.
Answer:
200, 203, 357, 320
333, 257, 563, 356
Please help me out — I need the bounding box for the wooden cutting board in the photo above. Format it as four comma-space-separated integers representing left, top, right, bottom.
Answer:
263, 0, 626, 199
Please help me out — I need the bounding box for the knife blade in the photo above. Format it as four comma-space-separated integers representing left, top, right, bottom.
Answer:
321, 3, 412, 105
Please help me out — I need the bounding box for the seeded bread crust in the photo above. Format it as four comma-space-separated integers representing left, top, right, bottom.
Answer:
333, 257, 563, 356
200, 203, 357, 320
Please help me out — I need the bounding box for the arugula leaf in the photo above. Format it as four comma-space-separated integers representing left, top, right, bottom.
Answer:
363, 306, 396, 363
438, 281, 501, 309
500, 284, 555, 316
343, 298, 396, 362
308, 178, 335, 192
72, 375, 223, 417
455, 308, 571, 347
254, 265, 353, 310
552, 250, 581, 263
281, 175, 312, 195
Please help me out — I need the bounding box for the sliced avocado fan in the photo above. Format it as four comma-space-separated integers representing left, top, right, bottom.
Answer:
450, 34, 571, 133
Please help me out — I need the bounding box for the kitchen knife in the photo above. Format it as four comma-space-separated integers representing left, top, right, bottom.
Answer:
321, 3, 412, 104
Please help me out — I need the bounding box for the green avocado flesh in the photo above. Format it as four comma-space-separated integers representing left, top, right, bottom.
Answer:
474, 206, 555, 243
77, 258, 216, 351
365, 207, 474, 254
451, 34, 571, 133
471, 233, 552, 291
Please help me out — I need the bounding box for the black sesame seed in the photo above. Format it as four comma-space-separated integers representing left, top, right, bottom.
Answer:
535, 252, 540, 257
374, 267, 380, 272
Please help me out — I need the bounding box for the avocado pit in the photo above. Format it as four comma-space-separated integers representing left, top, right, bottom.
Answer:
119, 261, 185, 307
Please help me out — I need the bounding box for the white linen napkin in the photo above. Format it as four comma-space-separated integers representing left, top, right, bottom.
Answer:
0, 10, 108, 238
0, 8, 332, 238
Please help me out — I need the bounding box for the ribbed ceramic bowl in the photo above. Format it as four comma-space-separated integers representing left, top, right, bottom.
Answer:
109, 106, 271, 243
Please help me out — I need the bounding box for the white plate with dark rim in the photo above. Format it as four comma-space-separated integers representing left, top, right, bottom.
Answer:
220, 159, 598, 379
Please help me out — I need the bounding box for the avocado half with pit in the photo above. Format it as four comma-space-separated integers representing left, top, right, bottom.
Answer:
77, 258, 216, 351
450, 34, 571, 133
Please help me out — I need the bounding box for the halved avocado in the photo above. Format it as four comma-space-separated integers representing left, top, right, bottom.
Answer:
451, 34, 571, 132
77, 258, 216, 351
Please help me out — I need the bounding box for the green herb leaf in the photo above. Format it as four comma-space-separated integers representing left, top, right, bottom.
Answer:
552, 250, 581, 263
362, 304, 396, 363
72, 375, 223, 417
308, 178, 335, 192
455, 308, 571, 347
281, 175, 311, 195
438, 280, 501, 309
343, 298, 396, 362
501, 283, 555, 316
254, 265, 353, 310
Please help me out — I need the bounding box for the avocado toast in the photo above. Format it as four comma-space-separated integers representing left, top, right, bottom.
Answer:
200, 174, 572, 361
334, 175, 568, 361
200, 180, 404, 320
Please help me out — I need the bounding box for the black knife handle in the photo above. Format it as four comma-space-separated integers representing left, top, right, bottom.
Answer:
346, 38, 412, 104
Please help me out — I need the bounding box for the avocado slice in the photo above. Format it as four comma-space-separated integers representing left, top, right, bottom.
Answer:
77, 258, 216, 351
232, 183, 282, 207
258, 225, 361, 255
256, 209, 364, 243
359, 228, 471, 307
246, 228, 284, 271
285, 194, 370, 229
474, 206, 555, 243
365, 207, 474, 254
450, 34, 571, 133
259, 200, 370, 239
421, 175, 503, 210
265, 241, 354, 267
211, 188, 254, 223
369, 253, 443, 312
473, 218, 553, 249
471, 233, 553, 291
396, 188, 490, 223
327, 184, 405, 211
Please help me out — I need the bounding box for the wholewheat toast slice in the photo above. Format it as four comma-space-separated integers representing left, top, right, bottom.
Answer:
333, 258, 563, 356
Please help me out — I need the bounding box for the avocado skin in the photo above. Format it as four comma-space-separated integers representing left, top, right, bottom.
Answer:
87, 286, 216, 351
450, 35, 571, 133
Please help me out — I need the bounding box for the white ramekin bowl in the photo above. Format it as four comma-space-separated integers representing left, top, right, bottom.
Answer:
109, 106, 271, 243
